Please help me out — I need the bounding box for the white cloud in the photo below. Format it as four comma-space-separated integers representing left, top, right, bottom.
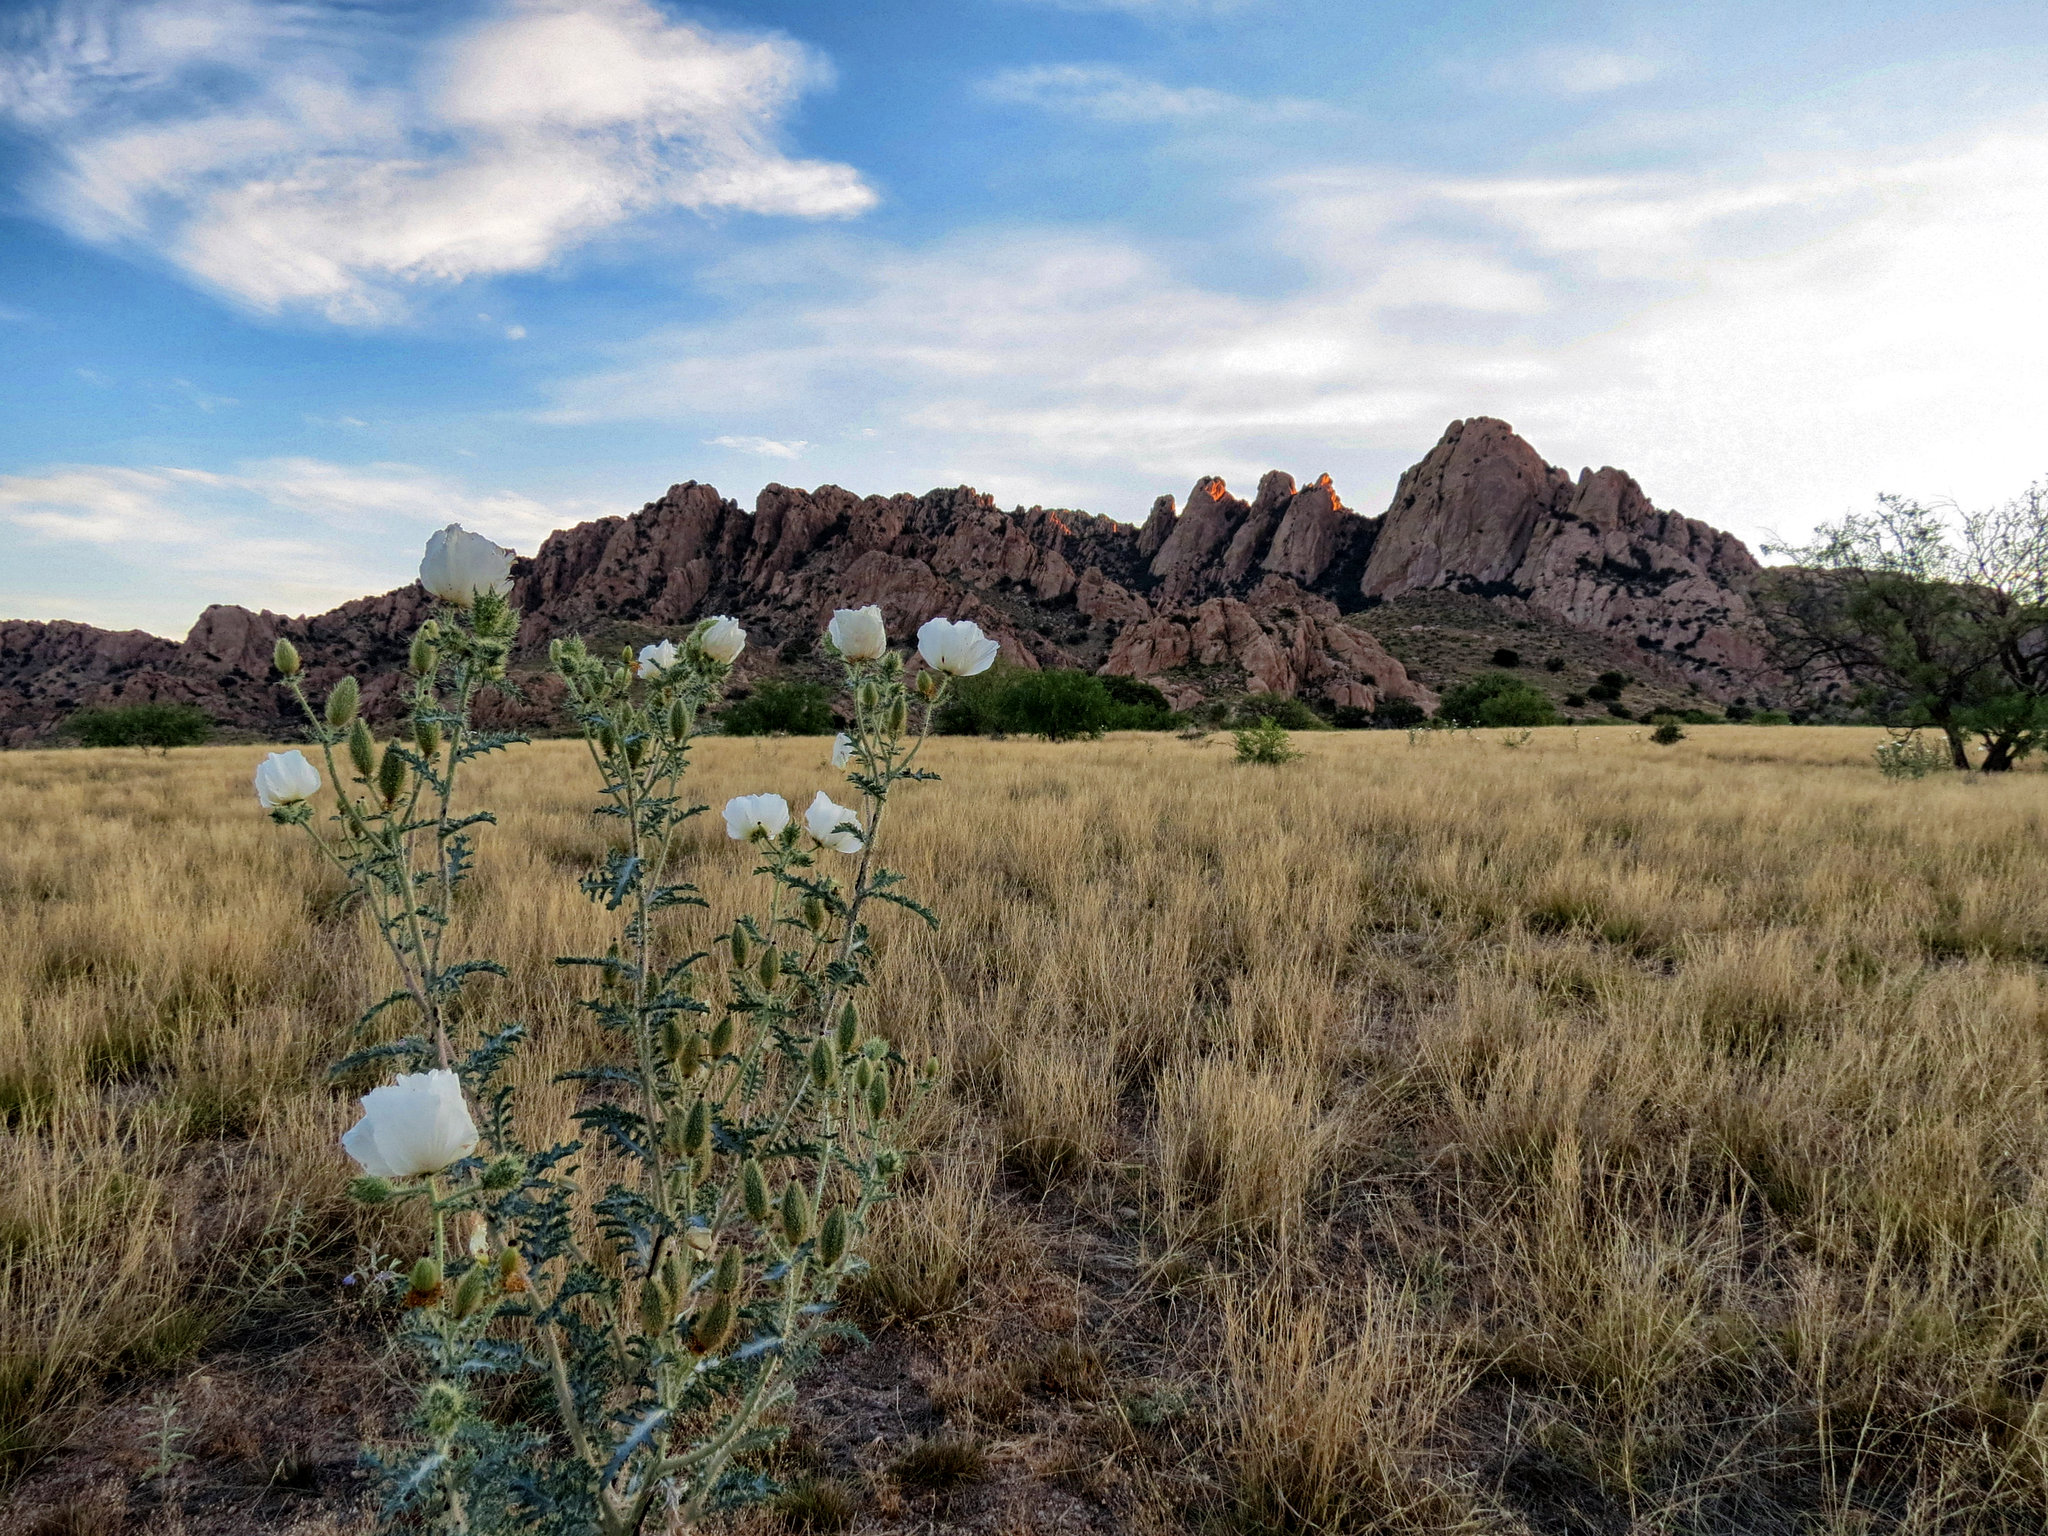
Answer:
707, 435, 808, 460
545, 108, 2048, 551
0, 0, 874, 324
1507, 47, 1664, 96
982, 63, 1297, 125
0, 456, 603, 634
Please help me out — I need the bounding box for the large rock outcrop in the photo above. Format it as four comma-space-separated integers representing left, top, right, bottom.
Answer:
1, 418, 1774, 743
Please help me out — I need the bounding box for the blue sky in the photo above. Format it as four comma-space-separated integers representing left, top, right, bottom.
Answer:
3, 0, 2046, 636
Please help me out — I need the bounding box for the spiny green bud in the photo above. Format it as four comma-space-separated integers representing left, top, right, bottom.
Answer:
729, 923, 752, 970
409, 630, 438, 678
639, 1274, 675, 1336
916, 668, 941, 699
479, 1154, 524, 1192
324, 675, 359, 730
598, 724, 620, 757
347, 717, 376, 780
272, 636, 301, 677
780, 1180, 813, 1247
887, 697, 908, 736
808, 1036, 838, 1091
451, 1263, 491, 1321
498, 1247, 526, 1284
621, 645, 638, 671
661, 1110, 690, 1160
867, 1072, 889, 1121
708, 1013, 735, 1057
376, 741, 408, 805
669, 699, 690, 739
856, 681, 880, 715
409, 1257, 442, 1297
836, 1000, 860, 1055
413, 716, 441, 757
626, 733, 648, 769
417, 618, 440, 644
756, 945, 780, 991
714, 1243, 744, 1295
681, 1097, 711, 1160
741, 1159, 771, 1224
853, 1058, 874, 1094
803, 895, 827, 933
863, 1037, 889, 1061
883, 650, 903, 677
548, 637, 565, 669
660, 1012, 690, 1063
924, 1057, 942, 1082
422, 1380, 465, 1438
874, 1149, 904, 1176
688, 1289, 735, 1355
819, 1205, 849, 1268
348, 1175, 394, 1205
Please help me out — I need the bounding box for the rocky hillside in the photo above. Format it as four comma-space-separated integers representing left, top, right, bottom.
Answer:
0, 419, 1777, 744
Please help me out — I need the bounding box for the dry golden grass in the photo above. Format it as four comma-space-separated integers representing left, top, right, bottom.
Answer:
5, 724, 2048, 1533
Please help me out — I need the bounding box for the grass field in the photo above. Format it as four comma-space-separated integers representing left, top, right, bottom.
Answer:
5, 726, 2048, 1534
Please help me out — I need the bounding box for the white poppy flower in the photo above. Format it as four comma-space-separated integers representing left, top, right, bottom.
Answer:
916, 617, 1000, 677
831, 733, 854, 768
253, 749, 321, 809
418, 525, 515, 607
723, 793, 790, 842
827, 605, 887, 660
342, 1069, 479, 1180
805, 790, 863, 854
699, 616, 746, 665
637, 639, 679, 677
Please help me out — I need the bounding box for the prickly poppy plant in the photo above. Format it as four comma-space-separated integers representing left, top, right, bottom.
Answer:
262, 534, 976, 1534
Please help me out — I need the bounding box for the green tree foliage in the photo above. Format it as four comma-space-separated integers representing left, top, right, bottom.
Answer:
933, 667, 1182, 738
1762, 480, 2048, 770
719, 679, 835, 736
996, 670, 1116, 741
1490, 647, 1521, 668
1232, 692, 1328, 731
62, 702, 213, 751
1439, 672, 1558, 728
1651, 721, 1686, 745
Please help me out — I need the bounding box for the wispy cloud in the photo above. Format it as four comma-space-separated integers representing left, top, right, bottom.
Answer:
707, 435, 808, 460
544, 110, 2048, 547
0, 0, 875, 325
1, 456, 605, 634
982, 63, 1303, 125
1504, 46, 1665, 96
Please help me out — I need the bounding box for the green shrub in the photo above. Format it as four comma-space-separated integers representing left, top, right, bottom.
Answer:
1439, 673, 1557, 728
1606, 702, 1634, 720
1752, 709, 1792, 725
1563, 692, 1588, 708
61, 702, 213, 751
1100, 674, 1181, 731
1233, 717, 1301, 764
1543, 656, 1566, 672
719, 679, 834, 736
1490, 647, 1521, 668
1233, 692, 1328, 731
1875, 733, 1950, 778
1651, 721, 1686, 745
1370, 697, 1428, 729
997, 670, 1114, 741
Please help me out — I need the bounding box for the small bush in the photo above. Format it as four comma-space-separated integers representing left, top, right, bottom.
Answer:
1875, 733, 1950, 779
61, 703, 212, 751
1544, 656, 1566, 672
1606, 702, 1634, 720
1490, 647, 1521, 668
1234, 717, 1301, 765
1651, 721, 1686, 745
774, 1477, 856, 1531
1752, 709, 1792, 724
1563, 693, 1588, 708
1440, 673, 1557, 728
892, 1437, 988, 1491
1100, 673, 1181, 731
719, 679, 834, 736
1597, 670, 1633, 691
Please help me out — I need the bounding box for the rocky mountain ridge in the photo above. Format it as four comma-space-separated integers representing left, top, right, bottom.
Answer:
0, 419, 1773, 744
